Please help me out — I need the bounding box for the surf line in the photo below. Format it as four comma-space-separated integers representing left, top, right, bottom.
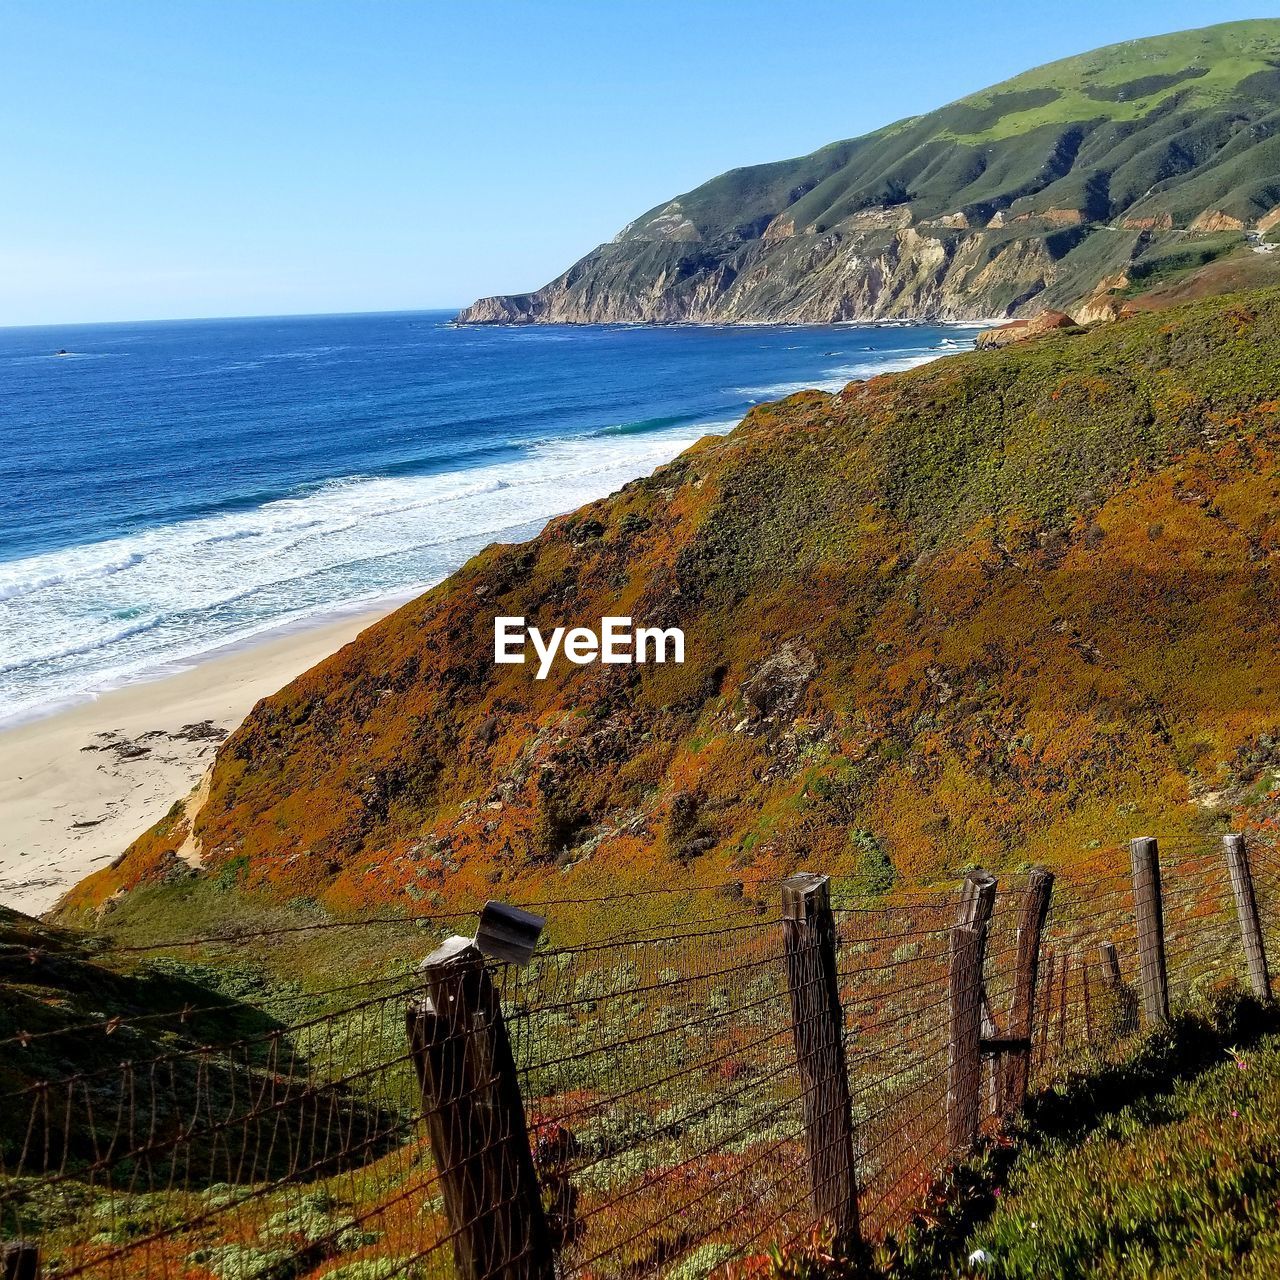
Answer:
494, 616, 684, 679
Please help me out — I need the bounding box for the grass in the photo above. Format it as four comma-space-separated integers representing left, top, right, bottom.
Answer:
940, 20, 1280, 142
1124, 233, 1247, 294
68, 286, 1280, 934
913, 991, 1278, 1279
622, 19, 1280, 238
30, 280, 1280, 1274
956, 1018, 1280, 1277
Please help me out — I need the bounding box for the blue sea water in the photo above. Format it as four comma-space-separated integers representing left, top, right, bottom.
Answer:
0, 311, 984, 723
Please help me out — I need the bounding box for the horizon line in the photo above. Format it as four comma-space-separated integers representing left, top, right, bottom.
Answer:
0, 304, 468, 333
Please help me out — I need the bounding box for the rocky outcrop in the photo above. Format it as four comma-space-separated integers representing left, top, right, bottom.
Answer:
1072, 273, 1131, 325
738, 641, 817, 733
1190, 209, 1247, 233
976, 310, 1076, 348
1073, 295, 1124, 326
1121, 214, 1175, 231
1012, 208, 1086, 226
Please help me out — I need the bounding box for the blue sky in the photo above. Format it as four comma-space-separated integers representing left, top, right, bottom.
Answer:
1, 0, 1273, 325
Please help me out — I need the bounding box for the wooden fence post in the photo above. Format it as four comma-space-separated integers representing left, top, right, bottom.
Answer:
1129, 837, 1170, 1026
406, 936, 554, 1280
1002, 868, 1053, 1111
1, 1244, 39, 1280
957, 868, 998, 933
1096, 941, 1121, 993
1035, 949, 1056, 1073
1093, 940, 1129, 1041
1081, 948, 1093, 1043
1223, 834, 1273, 1002
781, 873, 861, 1252
947, 870, 996, 1152
948, 926, 985, 1152
1055, 950, 1070, 1048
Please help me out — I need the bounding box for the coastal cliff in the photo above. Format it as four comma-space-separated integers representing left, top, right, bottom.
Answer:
459, 20, 1280, 327
63, 287, 1280, 930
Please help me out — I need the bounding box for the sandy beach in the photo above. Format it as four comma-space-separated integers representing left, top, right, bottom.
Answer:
0, 607, 394, 917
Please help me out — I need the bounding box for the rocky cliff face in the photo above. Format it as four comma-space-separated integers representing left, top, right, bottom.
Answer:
460, 218, 1072, 325
459, 20, 1280, 326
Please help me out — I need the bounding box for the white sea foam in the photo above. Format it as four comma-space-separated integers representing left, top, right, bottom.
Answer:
0, 425, 713, 722
1, 325, 981, 724
734, 349, 940, 400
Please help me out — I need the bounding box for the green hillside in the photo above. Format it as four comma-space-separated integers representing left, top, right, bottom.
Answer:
460, 20, 1280, 325
632, 19, 1280, 234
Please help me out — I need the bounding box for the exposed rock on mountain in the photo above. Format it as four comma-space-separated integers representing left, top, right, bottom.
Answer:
460, 21, 1280, 326
975, 310, 1077, 348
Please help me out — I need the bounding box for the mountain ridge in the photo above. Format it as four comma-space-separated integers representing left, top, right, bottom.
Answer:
458, 20, 1280, 327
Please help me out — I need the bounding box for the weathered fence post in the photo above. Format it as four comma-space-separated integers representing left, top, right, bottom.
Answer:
1, 1244, 39, 1280
1055, 950, 1070, 1048
949, 926, 985, 1152
957, 868, 998, 933
1002, 868, 1053, 1111
1096, 941, 1122, 994
406, 936, 554, 1280
1129, 836, 1170, 1026
781, 873, 861, 1252
1093, 940, 1129, 1041
1037, 949, 1058, 1072
1223, 833, 1273, 1002
1081, 948, 1093, 1043
948, 870, 996, 1152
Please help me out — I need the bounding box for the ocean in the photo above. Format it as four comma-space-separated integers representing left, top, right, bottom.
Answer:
0, 311, 984, 723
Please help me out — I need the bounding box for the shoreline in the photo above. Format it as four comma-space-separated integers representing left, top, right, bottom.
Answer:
0, 603, 396, 917
0, 326, 991, 920
0, 588, 421, 734
451, 316, 1005, 330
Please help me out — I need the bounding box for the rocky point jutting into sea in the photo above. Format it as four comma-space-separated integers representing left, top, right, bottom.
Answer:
459, 20, 1280, 328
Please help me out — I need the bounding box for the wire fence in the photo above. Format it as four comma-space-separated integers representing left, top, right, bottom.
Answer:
1, 831, 1277, 1279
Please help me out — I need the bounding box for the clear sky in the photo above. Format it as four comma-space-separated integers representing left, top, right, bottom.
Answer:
1, 0, 1274, 325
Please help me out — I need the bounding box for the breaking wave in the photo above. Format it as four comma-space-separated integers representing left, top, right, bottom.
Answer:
0, 428, 709, 720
